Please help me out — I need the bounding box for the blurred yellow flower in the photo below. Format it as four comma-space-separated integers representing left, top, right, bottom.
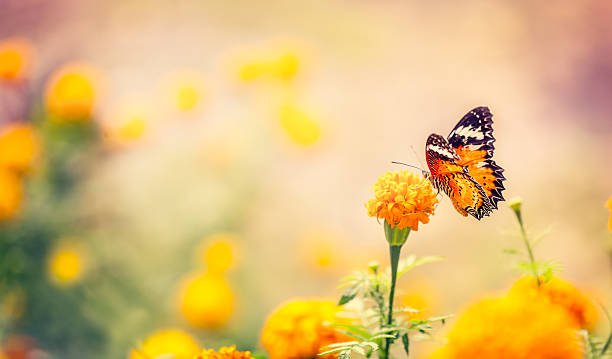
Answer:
201, 232, 237, 274
0, 123, 40, 172
163, 70, 206, 112
606, 196, 612, 233
430, 297, 583, 359
0, 38, 32, 81
179, 273, 234, 329
399, 281, 440, 321
129, 329, 200, 359
298, 229, 344, 272
45, 63, 99, 121
0, 168, 22, 220
261, 299, 350, 359
102, 97, 153, 146
194, 345, 251, 359
366, 171, 438, 231
47, 242, 86, 286
508, 275, 597, 330
238, 51, 299, 83
279, 103, 321, 146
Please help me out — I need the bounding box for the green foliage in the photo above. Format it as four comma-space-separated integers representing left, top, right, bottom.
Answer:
324, 256, 448, 358
581, 331, 612, 359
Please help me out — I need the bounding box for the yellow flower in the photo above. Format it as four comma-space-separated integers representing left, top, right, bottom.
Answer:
45, 63, 99, 121
178, 272, 234, 329
0, 168, 22, 220
163, 70, 205, 112
279, 103, 321, 146
261, 299, 351, 359
507, 275, 597, 330
606, 196, 612, 233
366, 171, 438, 231
129, 329, 200, 359
238, 51, 299, 82
194, 346, 252, 359
0, 38, 33, 81
429, 278, 588, 359
298, 229, 344, 272
47, 241, 86, 286
201, 233, 237, 274
0, 123, 40, 172
399, 281, 440, 321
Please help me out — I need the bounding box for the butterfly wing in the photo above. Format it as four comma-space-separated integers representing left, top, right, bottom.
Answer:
426, 134, 493, 219
447, 106, 506, 209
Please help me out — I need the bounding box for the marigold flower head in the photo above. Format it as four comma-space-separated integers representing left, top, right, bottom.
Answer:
47, 240, 86, 286
0, 123, 40, 173
0, 168, 22, 220
178, 272, 234, 329
606, 195, 612, 233
279, 103, 321, 147
0, 38, 33, 82
366, 171, 438, 231
200, 232, 237, 274
507, 275, 597, 330
429, 294, 584, 359
261, 299, 351, 359
45, 63, 99, 121
129, 329, 200, 359
194, 345, 251, 359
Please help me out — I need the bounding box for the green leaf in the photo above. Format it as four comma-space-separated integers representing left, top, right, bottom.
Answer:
397, 256, 444, 277
401, 333, 410, 357
339, 351, 351, 359
319, 347, 350, 356
338, 286, 359, 306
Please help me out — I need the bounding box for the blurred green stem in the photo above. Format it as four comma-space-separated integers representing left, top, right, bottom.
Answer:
513, 207, 540, 286
381, 244, 403, 359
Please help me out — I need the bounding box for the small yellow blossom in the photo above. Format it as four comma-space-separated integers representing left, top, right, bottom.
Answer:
45, 63, 99, 121
238, 51, 299, 83
279, 103, 321, 146
0, 38, 33, 81
0, 123, 40, 172
400, 281, 440, 321
163, 70, 205, 112
606, 196, 612, 233
47, 241, 86, 286
0, 168, 22, 220
129, 329, 200, 359
261, 299, 351, 359
299, 229, 343, 271
366, 171, 438, 231
194, 346, 252, 359
201, 233, 237, 274
507, 275, 597, 330
179, 273, 234, 329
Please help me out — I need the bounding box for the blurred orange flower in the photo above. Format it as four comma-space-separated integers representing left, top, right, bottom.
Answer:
45, 63, 99, 121
507, 275, 597, 330
279, 103, 321, 146
261, 299, 350, 359
366, 171, 438, 231
0, 168, 22, 220
129, 329, 200, 359
194, 346, 251, 359
606, 196, 612, 233
0, 123, 40, 173
0, 38, 33, 82
178, 272, 234, 329
201, 232, 237, 274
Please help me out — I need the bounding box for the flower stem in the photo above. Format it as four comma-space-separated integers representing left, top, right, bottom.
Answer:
513, 209, 540, 286
382, 244, 403, 359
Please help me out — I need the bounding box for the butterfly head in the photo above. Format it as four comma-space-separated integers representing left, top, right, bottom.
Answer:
426, 134, 459, 161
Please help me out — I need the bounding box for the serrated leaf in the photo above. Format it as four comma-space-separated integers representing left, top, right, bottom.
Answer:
319, 347, 349, 356
397, 256, 444, 277
339, 350, 351, 359
353, 346, 366, 356
401, 333, 410, 357
338, 286, 359, 306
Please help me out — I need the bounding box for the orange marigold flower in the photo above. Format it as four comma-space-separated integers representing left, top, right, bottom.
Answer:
365, 171, 438, 231
429, 294, 584, 359
45, 63, 99, 121
261, 299, 350, 359
606, 196, 612, 233
0, 123, 40, 173
0, 38, 33, 82
508, 275, 597, 330
194, 346, 251, 359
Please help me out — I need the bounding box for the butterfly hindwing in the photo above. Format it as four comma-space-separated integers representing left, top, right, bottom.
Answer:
447, 107, 506, 209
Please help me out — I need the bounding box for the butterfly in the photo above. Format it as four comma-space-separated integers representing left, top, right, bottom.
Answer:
424, 106, 506, 219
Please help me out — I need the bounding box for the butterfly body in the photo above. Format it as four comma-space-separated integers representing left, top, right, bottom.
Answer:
425, 107, 505, 219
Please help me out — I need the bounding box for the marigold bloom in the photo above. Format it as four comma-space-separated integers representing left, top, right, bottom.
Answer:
0, 168, 22, 220
606, 196, 612, 233
238, 51, 299, 82
507, 276, 597, 330
47, 241, 86, 286
261, 299, 350, 359
0, 38, 33, 81
279, 103, 321, 146
201, 233, 237, 274
194, 345, 252, 359
0, 123, 40, 172
366, 171, 438, 231
179, 273, 234, 329
429, 295, 583, 359
129, 329, 200, 359
45, 63, 99, 120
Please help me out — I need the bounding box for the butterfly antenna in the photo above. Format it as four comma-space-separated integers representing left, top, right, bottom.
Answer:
390, 161, 424, 171
410, 145, 427, 170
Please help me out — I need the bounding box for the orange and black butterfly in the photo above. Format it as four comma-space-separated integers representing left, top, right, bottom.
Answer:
425, 106, 506, 219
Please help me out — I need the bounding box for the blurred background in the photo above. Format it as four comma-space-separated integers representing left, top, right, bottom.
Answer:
0, 0, 611, 358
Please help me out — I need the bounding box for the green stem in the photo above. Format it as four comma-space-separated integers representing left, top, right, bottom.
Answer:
382, 244, 403, 359
515, 211, 540, 286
